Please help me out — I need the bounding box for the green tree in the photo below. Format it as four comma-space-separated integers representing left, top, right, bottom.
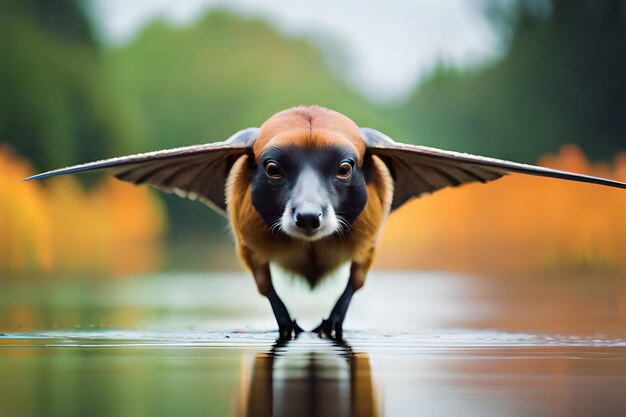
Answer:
397, 0, 626, 162
105, 11, 385, 151
0, 0, 146, 169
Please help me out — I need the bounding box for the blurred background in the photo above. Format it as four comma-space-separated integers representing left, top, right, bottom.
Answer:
2, 3, 626, 416
1, 0, 625, 292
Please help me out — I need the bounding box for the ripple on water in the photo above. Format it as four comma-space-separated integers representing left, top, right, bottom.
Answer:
1, 329, 626, 349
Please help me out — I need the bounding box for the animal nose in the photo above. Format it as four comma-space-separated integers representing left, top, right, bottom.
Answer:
295, 211, 322, 232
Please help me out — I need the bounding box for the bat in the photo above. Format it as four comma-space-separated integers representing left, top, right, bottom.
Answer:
25, 106, 626, 340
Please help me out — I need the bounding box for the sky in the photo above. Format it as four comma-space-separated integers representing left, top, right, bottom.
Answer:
88, 0, 501, 102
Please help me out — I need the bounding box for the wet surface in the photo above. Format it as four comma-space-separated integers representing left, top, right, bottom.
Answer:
1, 271, 626, 416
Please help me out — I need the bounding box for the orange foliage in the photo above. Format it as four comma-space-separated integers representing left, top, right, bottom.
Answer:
377, 145, 626, 274
0, 145, 165, 278
0, 146, 53, 273
2, 143, 624, 277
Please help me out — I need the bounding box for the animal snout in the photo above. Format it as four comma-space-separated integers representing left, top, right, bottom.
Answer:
294, 210, 322, 233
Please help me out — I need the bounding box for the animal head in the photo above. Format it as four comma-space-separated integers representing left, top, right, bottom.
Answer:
250, 106, 369, 241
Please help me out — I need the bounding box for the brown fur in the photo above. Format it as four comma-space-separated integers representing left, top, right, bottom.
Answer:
252, 106, 367, 165
227, 106, 393, 294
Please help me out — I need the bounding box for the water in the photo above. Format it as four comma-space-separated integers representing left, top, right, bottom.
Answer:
1, 271, 626, 416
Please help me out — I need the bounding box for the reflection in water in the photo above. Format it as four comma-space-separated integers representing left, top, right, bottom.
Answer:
236, 334, 378, 417
2, 331, 626, 417
3, 273, 626, 416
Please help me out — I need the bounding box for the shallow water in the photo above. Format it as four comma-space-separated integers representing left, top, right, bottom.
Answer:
1, 271, 626, 416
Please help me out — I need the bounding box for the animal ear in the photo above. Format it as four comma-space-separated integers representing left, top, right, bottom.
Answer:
25, 127, 260, 216
361, 127, 626, 212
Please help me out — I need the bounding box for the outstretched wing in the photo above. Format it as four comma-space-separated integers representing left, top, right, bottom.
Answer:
361, 127, 626, 212
25, 128, 259, 216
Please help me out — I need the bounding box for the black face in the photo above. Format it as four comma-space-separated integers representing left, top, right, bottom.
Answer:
250, 145, 368, 240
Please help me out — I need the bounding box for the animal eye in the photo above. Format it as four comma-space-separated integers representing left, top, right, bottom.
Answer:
264, 161, 282, 179
336, 161, 353, 180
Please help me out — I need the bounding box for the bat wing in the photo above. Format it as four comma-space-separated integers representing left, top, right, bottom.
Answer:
24, 127, 259, 216
361, 127, 626, 212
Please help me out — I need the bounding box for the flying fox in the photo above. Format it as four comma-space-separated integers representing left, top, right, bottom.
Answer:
26, 106, 626, 340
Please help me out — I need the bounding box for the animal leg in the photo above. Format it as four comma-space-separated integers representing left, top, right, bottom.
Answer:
266, 281, 304, 340
314, 262, 368, 340
240, 245, 303, 340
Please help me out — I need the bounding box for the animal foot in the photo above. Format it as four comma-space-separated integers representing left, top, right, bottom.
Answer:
278, 320, 304, 341
312, 318, 344, 340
